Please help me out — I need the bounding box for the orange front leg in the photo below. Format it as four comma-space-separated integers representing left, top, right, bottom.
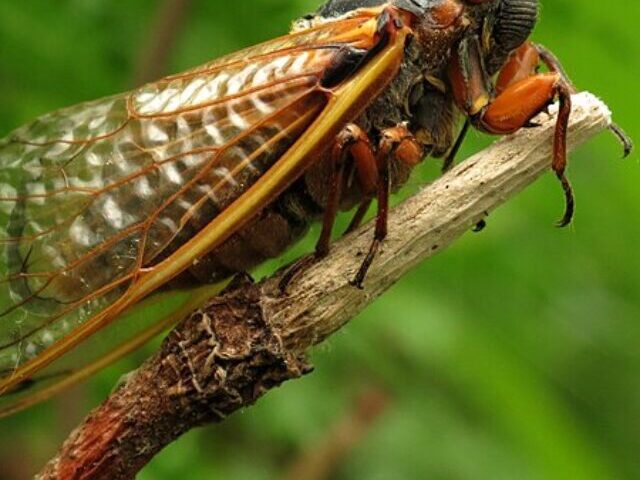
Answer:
449, 37, 574, 226
481, 72, 574, 226
535, 43, 633, 157
495, 42, 541, 94
480, 73, 568, 135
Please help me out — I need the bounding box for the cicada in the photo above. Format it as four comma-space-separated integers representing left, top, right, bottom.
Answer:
0, 0, 631, 416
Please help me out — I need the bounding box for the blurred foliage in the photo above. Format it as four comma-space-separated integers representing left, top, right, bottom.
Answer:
0, 1, 639, 479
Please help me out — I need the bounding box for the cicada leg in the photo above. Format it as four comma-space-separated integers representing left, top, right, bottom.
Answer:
449, 37, 575, 226
351, 125, 423, 288
534, 43, 633, 158
343, 199, 372, 236
442, 119, 470, 173
314, 126, 355, 257
279, 124, 376, 291
279, 124, 422, 291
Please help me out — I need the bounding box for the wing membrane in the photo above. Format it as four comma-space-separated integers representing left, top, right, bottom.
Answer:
0, 282, 226, 417
0, 7, 407, 406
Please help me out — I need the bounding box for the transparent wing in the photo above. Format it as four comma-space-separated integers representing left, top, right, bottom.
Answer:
0, 13, 382, 388
0, 282, 225, 418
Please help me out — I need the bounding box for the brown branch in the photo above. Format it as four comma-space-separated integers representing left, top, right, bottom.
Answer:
36, 93, 612, 480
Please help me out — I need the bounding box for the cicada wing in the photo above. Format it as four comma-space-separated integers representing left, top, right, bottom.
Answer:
0, 42, 329, 377
0, 282, 227, 418
0, 7, 408, 400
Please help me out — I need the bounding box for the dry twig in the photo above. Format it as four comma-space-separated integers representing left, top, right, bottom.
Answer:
37, 92, 613, 480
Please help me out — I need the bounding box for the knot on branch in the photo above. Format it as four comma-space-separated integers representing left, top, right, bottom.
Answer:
158, 275, 313, 424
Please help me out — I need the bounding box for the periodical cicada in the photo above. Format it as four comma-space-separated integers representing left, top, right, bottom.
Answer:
0, 0, 631, 416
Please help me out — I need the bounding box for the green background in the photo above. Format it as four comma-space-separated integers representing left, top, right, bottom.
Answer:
0, 1, 638, 479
